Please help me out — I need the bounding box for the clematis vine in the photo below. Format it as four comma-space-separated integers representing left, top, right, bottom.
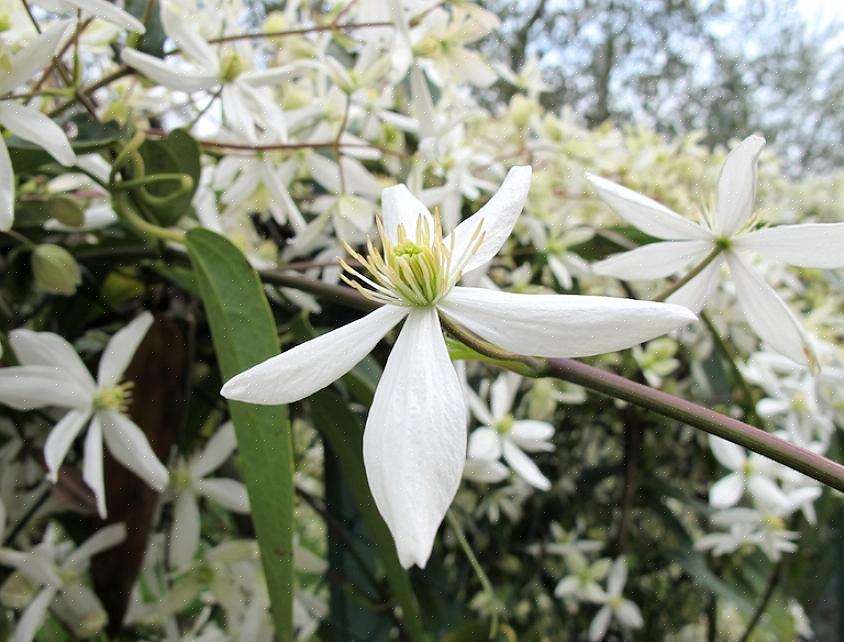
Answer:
222, 167, 696, 568
588, 135, 844, 370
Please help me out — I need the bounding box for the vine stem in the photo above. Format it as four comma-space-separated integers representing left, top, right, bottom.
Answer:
75, 250, 844, 494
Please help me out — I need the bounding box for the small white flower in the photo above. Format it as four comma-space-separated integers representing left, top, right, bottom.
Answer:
554, 551, 612, 603
707, 435, 790, 509
222, 167, 696, 568
588, 557, 644, 641
0, 313, 169, 517
589, 135, 844, 370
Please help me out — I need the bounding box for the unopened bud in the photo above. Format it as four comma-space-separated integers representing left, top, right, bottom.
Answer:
510, 94, 536, 129
48, 195, 85, 227
32, 244, 82, 296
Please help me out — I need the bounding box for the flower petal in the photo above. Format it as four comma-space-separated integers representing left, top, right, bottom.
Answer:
222, 84, 256, 142
1, 20, 71, 93
666, 256, 724, 312
502, 440, 550, 490
463, 458, 509, 484
14, 586, 57, 642
0, 139, 12, 230
490, 372, 520, 421
191, 421, 236, 478
617, 600, 644, 629
592, 240, 712, 280
0, 366, 92, 410
100, 410, 169, 492
195, 478, 250, 512
97, 312, 153, 387
588, 605, 612, 642
63, 0, 145, 32
83, 414, 107, 518
736, 223, 844, 268
709, 472, 744, 508
586, 173, 710, 241
64, 523, 126, 568
0, 103, 76, 166
159, 2, 215, 67
607, 557, 628, 595
363, 308, 466, 569
438, 286, 696, 358
446, 166, 532, 274
510, 420, 555, 451
726, 253, 815, 368
170, 490, 200, 569
708, 435, 746, 471
717, 135, 765, 236
222, 304, 408, 405
10, 328, 96, 389
380, 184, 434, 244
44, 409, 91, 482
121, 48, 218, 92
467, 427, 502, 460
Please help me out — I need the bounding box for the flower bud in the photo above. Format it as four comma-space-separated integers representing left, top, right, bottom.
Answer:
510, 94, 537, 129
47, 195, 85, 227
32, 244, 82, 296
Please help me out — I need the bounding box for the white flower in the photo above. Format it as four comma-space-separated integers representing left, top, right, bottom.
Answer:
588, 135, 844, 370
464, 372, 555, 490
707, 435, 790, 509
695, 506, 799, 561
222, 166, 696, 568
44, 0, 146, 32
554, 551, 612, 603
588, 557, 643, 641
0, 20, 77, 230
169, 422, 250, 569
0, 522, 125, 642
0, 313, 169, 517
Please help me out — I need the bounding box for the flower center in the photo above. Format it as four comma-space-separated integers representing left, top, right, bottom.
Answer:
340, 214, 484, 307
93, 381, 134, 413
608, 594, 624, 609
763, 514, 785, 530
495, 414, 515, 434
219, 52, 244, 83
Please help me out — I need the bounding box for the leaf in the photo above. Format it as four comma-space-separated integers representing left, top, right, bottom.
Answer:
135, 129, 200, 226
310, 389, 427, 641
186, 228, 295, 642
125, 0, 167, 56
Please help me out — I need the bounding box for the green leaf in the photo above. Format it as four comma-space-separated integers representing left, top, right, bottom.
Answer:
310, 390, 428, 641
185, 228, 295, 642
135, 129, 200, 226
125, 0, 167, 56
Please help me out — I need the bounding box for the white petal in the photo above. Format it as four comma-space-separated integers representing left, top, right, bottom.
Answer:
737, 223, 844, 268
221, 304, 408, 405
0, 139, 12, 230
446, 166, 532, 274
616, 600, 644, 629
10, 328, 96, 389
726, 253, 815, 368
363, 308, 466, 569
717, 135, 765, 236
709, 472, 745, 508
100, 410, 169, 492
83, 415, 107, 518
1, 21, 71, 93
170, 490, 200, 569
0, 103, 76, 166
160, 3, 216, 67
195, 478, 250, 513
589, 606, 612, 642
509, 420, 555, 451
489, 371, 520, 421
222, 84, 256, 142
44, 409, 91, 482
462, 458, 509, 484
586, 173, 710, 240
191, 421, 236, 478
0, 366, 92, 410
63, 0, 145, 32
756, 398, 791, 418
502, 440, 550, 490
467, 427, 502, 460
747, 475, 790, 511
592, 240, 712, 280
708, 435, 746, 471
121, 48, 218, 92
307, 153, 343, 194
666, 255, 724, 312
97, 312, 153, 386
607, 557, 628, 595
438, 286, 696, 358
380, 184, 434, 244
14, 586, 57, 642
64, 523, 126, 568
466, 389, 495, 426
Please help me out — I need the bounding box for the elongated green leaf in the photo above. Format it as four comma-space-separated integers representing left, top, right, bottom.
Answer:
185, 228, 294, 642
310, 390, 427, 641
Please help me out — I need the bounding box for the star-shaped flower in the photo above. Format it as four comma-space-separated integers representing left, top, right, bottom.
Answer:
588, 135, 844, 370
222, 166, 696, 568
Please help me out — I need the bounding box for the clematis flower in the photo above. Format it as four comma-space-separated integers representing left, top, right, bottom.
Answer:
588, 557, 643, 642
222, 166, 696, 568
708, 435, 790, 509
588, 135, 844, 370
0, 20, 78, 230
464, 372, 555, 490
0, 313, 169, 517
